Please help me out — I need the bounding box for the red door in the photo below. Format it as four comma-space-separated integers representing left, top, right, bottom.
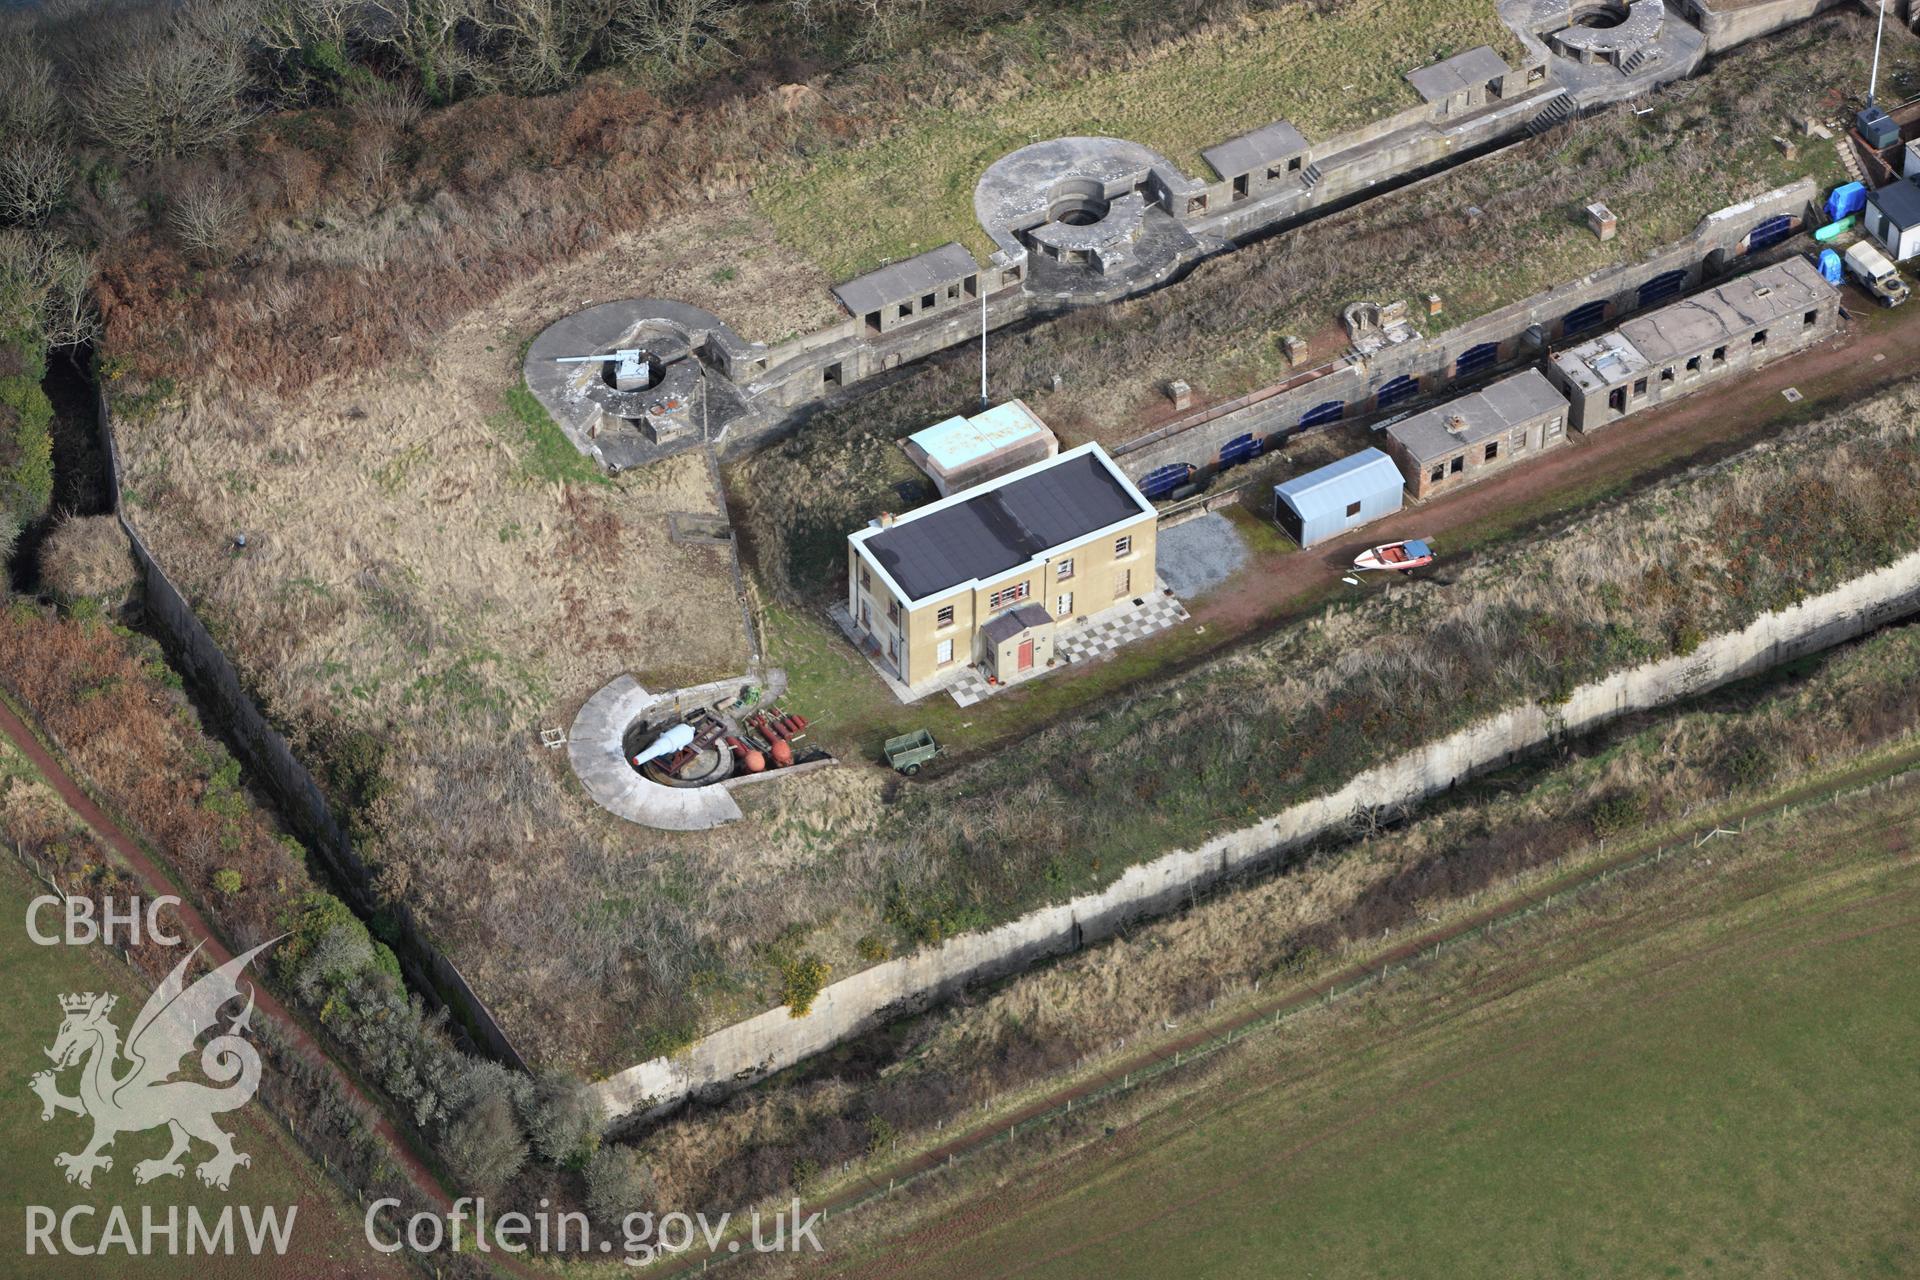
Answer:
1017, 639, 1035, 672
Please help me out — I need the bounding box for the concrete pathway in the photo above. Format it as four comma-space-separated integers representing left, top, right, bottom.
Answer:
949, 586, 1191, 707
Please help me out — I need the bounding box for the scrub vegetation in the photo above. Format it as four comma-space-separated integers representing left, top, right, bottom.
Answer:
611, 617, 1920, 1233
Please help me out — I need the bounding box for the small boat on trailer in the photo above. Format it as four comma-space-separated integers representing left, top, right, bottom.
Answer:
1353, 538, 1434, 572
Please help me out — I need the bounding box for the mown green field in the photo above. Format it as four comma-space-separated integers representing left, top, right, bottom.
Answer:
808, 783, 1920, 1279
0, 854, 408, 1278
756, 0, 1522, 280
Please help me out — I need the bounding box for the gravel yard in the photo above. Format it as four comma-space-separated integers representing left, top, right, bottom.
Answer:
1157, 513, 1250, 600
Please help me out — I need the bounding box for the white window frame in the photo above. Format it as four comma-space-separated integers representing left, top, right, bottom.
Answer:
936, 638, 954, 666
1114, 535, 1133, 558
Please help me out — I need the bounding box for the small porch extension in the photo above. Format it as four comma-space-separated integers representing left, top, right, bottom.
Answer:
832, 582, 1190, 708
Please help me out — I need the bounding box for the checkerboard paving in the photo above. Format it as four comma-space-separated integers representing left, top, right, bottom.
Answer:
949, 589, 1191, 707
1058, 594, 1190, 663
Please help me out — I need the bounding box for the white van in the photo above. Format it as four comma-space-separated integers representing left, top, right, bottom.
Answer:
1845, 242, 1911, 307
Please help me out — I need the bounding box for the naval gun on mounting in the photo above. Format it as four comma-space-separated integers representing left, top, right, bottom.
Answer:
553, 348, 655, 391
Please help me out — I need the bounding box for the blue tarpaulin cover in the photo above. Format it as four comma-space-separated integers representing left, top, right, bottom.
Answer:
1818, 248, 1844, 285
1826, 182, 1867, 222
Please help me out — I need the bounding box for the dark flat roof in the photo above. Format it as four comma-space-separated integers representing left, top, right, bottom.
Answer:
1870, 178, 1920, 229
863, 450, 1147, 602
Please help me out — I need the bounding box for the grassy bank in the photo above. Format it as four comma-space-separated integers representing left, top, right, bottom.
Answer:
755, 0, 1524, 278
785, 773, 1920, 1279
606, 611, 1920, 1231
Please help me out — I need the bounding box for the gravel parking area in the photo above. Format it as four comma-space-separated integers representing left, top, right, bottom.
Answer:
1157, 513, 1248, 599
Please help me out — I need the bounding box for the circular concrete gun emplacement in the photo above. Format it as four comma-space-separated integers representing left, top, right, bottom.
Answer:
974, 136, 1206, 295
568, 673, 834, 830
523, 298, 764, 472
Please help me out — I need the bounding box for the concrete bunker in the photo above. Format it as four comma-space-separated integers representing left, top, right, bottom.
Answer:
523, 298, 763, 472
973, 136, 1204, 289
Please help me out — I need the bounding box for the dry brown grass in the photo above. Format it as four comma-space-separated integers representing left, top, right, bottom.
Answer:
107, 240, 778, 1065
273, 196, 846, 349
623, 616, 1920, 1218
38, 514, 138, 604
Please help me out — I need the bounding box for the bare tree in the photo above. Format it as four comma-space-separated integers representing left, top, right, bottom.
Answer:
0, 138, 74, 226
360, 0, 500, 100
782, 0, 925, 49
250, 0, 362, 100
609, 0, 737, 71
74, 18, 252, 161
0, 229, 98, 349
0, 37, 67, 139
167, 172, 248, 261
352, 77, 427, 132
38, 242, 99, 348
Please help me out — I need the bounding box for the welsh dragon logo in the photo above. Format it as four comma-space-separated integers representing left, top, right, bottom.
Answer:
29, 938, 280, 1191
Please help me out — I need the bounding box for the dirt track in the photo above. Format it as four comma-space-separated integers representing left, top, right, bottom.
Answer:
805, 782, 1920, 1279
1192, 284, 1920, 633
0, 696, 549, 1279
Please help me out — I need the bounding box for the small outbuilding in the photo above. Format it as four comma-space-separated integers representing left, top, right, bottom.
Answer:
834, 242, 982, 338
1384, 369, 1569, 500
1865, 178, 1920, 263
1272, 448, 1404, 548
903, 399, 1059, 497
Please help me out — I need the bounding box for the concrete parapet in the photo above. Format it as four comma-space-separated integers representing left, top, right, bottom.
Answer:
598, 542, 1920, 1122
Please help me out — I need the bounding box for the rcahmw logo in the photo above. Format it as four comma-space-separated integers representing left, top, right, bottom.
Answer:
20, 892, 300, 1259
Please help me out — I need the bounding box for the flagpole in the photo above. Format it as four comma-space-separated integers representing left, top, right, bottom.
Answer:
1870, 0, 1887, 106
980, 284, 989, 409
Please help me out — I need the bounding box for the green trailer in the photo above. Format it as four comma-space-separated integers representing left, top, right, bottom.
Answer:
883, 729, 939, 775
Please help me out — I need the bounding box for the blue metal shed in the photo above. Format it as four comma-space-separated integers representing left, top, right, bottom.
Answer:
1272, 448, 1405, 548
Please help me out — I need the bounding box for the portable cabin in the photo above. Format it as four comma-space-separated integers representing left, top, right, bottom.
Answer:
1865, 179, 1920, 263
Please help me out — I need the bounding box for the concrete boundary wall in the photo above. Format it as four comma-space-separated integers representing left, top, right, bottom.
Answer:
94, 387, 528, 1071
600, 543, 1920, 1122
